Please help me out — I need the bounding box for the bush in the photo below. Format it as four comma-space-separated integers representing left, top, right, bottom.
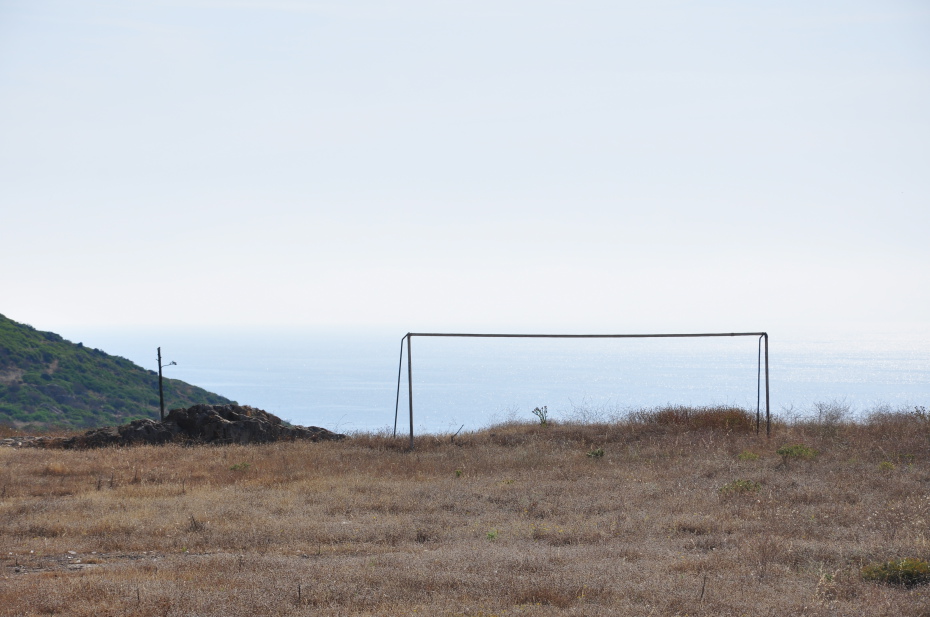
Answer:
531, 406, 549, 426
719, 479, 761, 494
777, 444, 816, 467
813, 400, 849, 425
861, 558, 930, 587
914, 405, 928, 422
637, 406, 755, 431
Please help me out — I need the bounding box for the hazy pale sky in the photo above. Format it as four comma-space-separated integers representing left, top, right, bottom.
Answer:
2, 0, 928, 333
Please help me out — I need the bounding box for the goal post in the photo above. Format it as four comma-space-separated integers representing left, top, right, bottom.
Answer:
393, 332, 770, 447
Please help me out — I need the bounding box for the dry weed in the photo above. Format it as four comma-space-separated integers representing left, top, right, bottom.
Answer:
1, 411, 929, 615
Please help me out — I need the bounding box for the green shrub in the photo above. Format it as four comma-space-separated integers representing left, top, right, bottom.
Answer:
586, 447, 604, 458
0, 312, 234, 430
719, 479, 761, 494
777, 444, 816, 466
737, 450, 760, 461
531, 406, 549, 426
861, 558, 930, 587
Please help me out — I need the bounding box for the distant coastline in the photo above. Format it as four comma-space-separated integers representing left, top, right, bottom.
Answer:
46, 326, 930, 434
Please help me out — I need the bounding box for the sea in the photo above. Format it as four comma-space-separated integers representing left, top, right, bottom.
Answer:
60, 325, 930, 435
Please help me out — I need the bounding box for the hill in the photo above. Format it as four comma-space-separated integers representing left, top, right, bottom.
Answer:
0, 313, 234, 430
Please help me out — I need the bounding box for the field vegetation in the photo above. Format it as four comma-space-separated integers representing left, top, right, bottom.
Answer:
1, 405, 929, 616
0, 313, 232, 430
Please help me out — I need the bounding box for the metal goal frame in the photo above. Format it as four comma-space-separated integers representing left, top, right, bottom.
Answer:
393, 332, 770, 447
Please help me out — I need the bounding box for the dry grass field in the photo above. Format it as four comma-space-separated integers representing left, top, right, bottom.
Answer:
1, 407, 929, 616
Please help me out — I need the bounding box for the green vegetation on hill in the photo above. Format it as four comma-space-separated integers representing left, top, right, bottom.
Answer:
0, 313, 234, 430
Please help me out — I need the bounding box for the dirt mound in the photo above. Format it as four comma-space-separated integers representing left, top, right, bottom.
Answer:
5, 404, 346, 449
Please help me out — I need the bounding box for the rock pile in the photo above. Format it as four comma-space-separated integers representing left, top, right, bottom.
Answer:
0, 435, 47, 448
2, 404, 346, 449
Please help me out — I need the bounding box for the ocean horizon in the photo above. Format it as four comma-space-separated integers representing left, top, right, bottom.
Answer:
46, 324, 930, 435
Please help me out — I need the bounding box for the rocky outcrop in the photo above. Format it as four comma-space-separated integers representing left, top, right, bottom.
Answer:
0, 435, 47, 448
2, 404, 345, 449
161, 404, 345, 445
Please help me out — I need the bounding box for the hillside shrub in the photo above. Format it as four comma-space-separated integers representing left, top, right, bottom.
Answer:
637, 406, 754, 431
777, 444, 817, 467
531, 406, 549, 426
719, 479, 761, 495
861, 558, 930, 587
1, 312, 234, 429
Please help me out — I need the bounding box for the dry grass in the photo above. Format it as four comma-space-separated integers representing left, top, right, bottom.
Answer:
2, 407, 929, 616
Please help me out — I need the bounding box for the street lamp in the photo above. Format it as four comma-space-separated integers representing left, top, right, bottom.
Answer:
157, 347, 177, 421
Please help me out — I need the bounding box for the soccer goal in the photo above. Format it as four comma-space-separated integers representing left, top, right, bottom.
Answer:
393, 332, 770, 447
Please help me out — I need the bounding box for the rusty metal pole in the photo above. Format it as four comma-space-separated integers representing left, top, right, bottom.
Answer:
406, 334, 414, 449
157, 347, 165, 421
764, 333, 771, 438
392, 331, 773, 441
756, 335, 762, 435
393, 336, 405, 438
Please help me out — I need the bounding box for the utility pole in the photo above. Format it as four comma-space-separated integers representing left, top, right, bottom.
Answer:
157, 347, 176, 421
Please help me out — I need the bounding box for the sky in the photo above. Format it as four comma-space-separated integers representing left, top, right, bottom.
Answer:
1, 0, 928, 336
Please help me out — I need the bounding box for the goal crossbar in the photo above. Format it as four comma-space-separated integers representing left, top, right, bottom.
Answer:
394, 332, 770, 447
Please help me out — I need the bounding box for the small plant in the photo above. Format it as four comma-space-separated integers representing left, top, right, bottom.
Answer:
586, 448, 605, 458
229, 462, 251, 471
455, 469, 463, 478
486, 529, 499, 541
531, 406, 549, 426
776, 444, 816, 467
719, 479, 761, 494
637, 405, 754, 431
43, 462, 69, 476
188, 515, 205, 532
737, 450, 760, 461
861, 558, 930, 587
814, 400, 849, 425
878, 461, 895, 473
